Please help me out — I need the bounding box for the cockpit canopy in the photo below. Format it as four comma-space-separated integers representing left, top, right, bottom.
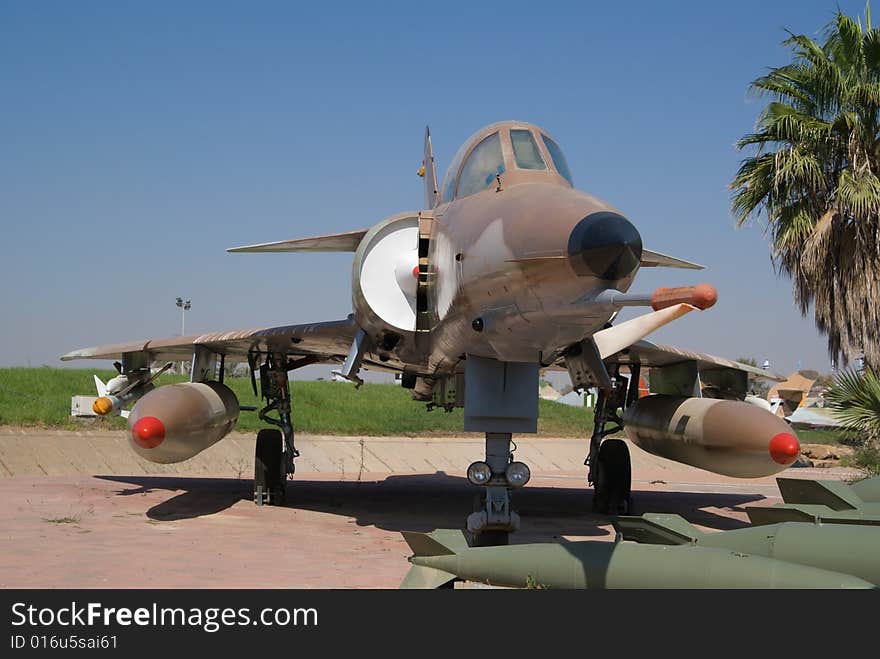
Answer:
440, 121, 573, 203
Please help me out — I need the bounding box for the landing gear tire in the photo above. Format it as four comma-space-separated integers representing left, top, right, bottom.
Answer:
591, 439, 632, 515
255, 429, 286, 506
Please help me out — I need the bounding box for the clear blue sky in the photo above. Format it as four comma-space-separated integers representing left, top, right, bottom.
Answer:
0, 0, 866, 375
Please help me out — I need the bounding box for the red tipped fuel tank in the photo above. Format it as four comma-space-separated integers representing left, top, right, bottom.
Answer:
126, 381, 239, 463
622, 395, 800, 478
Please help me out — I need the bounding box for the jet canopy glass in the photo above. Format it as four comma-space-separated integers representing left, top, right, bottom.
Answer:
510, 129, 546, 170
456, 132, 505, 198
440, 121, 574, 203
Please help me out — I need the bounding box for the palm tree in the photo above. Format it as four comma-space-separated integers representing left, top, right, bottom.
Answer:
731, 6, 880, 370
825, 368, 880, 443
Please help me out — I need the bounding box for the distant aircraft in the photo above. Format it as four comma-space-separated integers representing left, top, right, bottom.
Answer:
63, 121, 798, 544
766, 370, 844, 428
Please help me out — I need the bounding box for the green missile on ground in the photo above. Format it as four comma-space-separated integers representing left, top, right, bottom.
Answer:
745, 504, 880, 526
399, 529, 873, 589
615, 513, 880, 586
851, 475, 880, 503
776, 476, 880, 509
743, 476, 880, 527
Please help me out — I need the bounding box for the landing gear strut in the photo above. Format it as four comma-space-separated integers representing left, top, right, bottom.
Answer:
466, 432, 531, 546
254, 353, 297, 506
586, 369, 634, 515
460, 356, 538, 547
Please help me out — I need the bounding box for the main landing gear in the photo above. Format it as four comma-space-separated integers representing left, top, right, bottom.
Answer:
586, 368, 636, 515
254, 353, 297, 506
255, 428, 286, 506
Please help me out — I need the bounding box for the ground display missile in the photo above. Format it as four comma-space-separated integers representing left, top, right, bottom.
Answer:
615, 513, 880, 585
744, 476, 880, 526
622, 395, 800, 477
126, 381, 239, 463
745, 504, 880, 526
851, 475, 880, 503
399, 529, 872, 589
776, 476, 880, 508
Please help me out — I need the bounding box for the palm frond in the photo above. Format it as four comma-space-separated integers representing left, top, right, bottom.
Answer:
825, 369, 880, 440
837, 167, 880, 217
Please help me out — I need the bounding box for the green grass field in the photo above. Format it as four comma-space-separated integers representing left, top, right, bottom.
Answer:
0, 367, 594, 436
6, 368, 873, 472
795, 427, 859, 445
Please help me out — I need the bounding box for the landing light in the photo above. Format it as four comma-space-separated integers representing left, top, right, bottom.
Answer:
506, 462, 531, 487
467, 461, 492, 485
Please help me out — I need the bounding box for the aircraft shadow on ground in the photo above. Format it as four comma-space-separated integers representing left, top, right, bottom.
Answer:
96, 472, 765, 539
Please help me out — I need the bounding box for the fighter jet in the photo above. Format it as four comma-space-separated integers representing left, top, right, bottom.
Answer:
62, 120, 799, 544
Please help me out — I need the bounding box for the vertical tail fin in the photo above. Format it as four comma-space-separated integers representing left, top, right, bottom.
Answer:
419, 126, 440, 209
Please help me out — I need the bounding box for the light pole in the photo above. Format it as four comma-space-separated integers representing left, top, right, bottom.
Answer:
175, 297, 192, 375
175, 297, 191, 336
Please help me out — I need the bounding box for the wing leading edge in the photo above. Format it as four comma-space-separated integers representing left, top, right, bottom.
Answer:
61, 317, 358, 364
606, 340, 787, 381
227, 229, 368, 253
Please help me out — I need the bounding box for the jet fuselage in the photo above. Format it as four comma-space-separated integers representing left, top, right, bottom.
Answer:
354, 121, 644, 379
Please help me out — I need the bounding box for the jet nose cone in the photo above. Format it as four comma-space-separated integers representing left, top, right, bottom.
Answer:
567, 211, 643, 280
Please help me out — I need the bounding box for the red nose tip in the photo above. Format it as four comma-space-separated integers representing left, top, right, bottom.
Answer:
132, 416, 165, 449
769, 432, 800, 465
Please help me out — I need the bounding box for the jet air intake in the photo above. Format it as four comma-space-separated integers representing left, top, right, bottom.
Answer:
352, 213, 421, 333
567, 211, 642, 280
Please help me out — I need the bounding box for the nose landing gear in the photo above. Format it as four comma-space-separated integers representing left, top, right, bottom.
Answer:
465, 432, 532, 546
461, 356, 539, 547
